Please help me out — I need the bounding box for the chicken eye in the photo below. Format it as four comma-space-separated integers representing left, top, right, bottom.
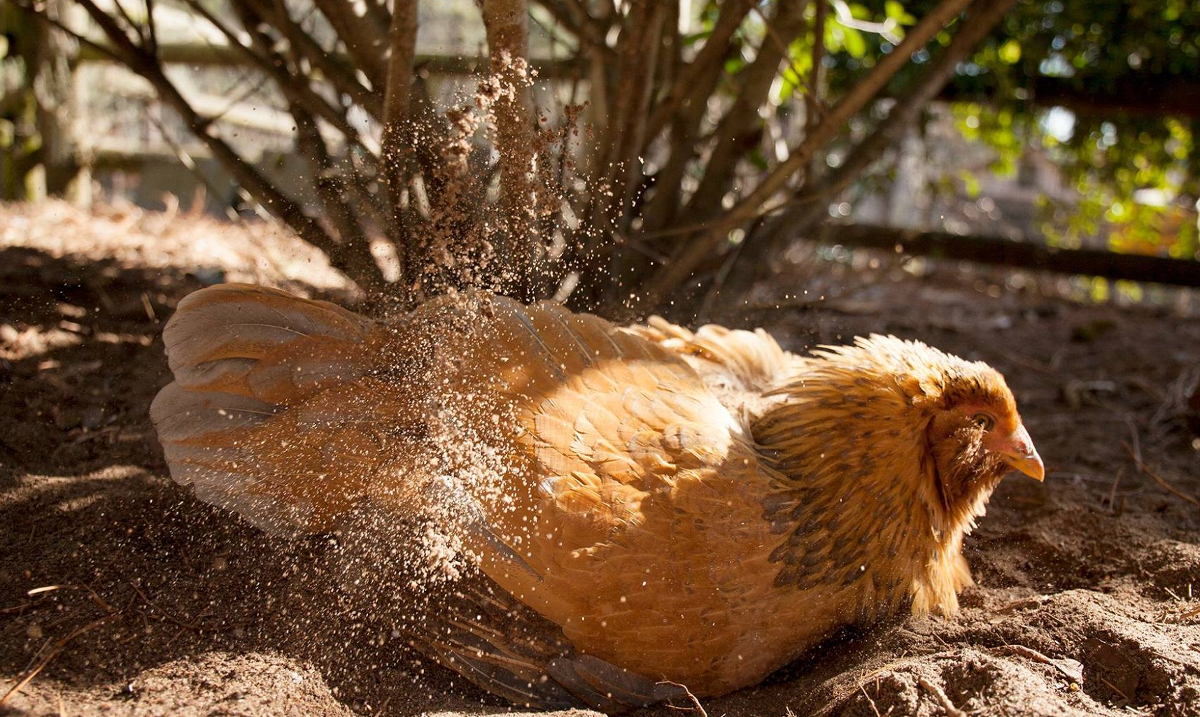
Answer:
972, 413, 995, 431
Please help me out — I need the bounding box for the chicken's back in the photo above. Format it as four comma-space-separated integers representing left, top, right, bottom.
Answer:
152, 286, 808, 699
387, 295, 806, 692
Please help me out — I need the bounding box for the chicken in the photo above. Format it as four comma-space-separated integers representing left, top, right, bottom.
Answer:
150, 284, 1044, 710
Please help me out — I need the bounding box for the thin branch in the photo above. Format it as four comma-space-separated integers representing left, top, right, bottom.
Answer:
144, 0, 159, 55
10, 1, 123, 64
658, 679, 709, 717
382, 0, 419, 202
179, 0, 365, 145
721, 0, 980, 226
753, 2, 821, 109
0, 612, 121, 708
256, 0, 385, 232
232, 0, 389, 272
1124, 441, 1200, 507
636, 0, 982, 310
291, 100, 370, 256
533, 0, 608, 51
109, 0, 145, 46
262, 0, 381, 118
68, 0, 381, 289
754, 0, 1022, 249
312, 0, 388, 88
639, 0, 757, 232
810, 0, 828, 129
683, 0, 809, 217
917, 677, 968, 717
594, 0, 669, 228
644, 0, 755, 143
572, 0, 670, 305
145, 109, 239, 220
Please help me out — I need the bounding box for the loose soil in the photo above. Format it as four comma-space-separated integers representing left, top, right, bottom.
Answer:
2, 200, 1198, 717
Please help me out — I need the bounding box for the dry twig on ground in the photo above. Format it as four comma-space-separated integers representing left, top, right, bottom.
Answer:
916, 676, 969, 717
1123, 423, 1199, 507
0, 611, 121, 708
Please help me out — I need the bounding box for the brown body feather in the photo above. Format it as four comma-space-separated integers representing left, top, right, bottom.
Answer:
151, 285, 1041, 709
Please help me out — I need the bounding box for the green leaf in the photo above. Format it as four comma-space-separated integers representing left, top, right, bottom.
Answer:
842, 26, 867, 58
959, 170, 981, 198
0, 119, 14, 150
998, 39, 1021, 64
748, 148, 769, 172
884, 1, 917, 25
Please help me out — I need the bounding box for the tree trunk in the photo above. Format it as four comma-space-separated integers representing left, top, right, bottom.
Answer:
0, 0, 77, 201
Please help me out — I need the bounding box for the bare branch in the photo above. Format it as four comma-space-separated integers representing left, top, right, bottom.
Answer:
637, 0, 984, 309
379, 0, 419, 294
765, 0, 1023, 244
68, 0, 381, 289
754, 2, 821, 113
144, 0, 158, 55
593, 0, 669, 231
683, 0, 810, 218
262, 0, 381, 118
533, 0, 608, 51
808, 0, 829, 132
644, 0, 754, 143
291, 101, 370, 255
381, 0, 418, 205
178, 0, 366, 145
109, 0, 145, 46
721, 0, 980, 226
10, 1, 123, 64
639, 0, 755, 232
739, 0, 1022, 282
312, 0, 388, 89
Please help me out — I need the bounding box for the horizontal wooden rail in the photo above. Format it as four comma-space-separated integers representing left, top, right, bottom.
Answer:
934, 74, 1200, 120
827, 223, 1200, 288
75, 43, 583, 78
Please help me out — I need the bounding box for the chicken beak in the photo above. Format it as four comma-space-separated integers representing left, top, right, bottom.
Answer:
996, 423, 1044, 481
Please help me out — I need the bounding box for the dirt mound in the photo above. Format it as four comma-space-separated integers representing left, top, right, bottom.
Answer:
2, 201, 1198, 716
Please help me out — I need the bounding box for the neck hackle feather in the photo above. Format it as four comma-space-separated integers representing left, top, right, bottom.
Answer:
753, 334, 1014, 618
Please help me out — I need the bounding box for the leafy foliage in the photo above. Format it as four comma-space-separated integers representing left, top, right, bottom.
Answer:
823, 0, 1200, 259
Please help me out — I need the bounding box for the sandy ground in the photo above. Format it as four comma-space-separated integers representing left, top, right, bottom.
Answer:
1, 200, 1199, 717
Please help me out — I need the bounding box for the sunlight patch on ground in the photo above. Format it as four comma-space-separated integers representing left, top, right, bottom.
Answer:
0, 200, 352, 294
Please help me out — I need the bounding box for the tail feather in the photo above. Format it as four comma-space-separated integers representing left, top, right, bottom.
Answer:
150, 284, 391, 534
164, 286, 369, 370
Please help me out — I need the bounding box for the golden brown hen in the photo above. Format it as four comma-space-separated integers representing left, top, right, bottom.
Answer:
151, 284, 1044, 710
